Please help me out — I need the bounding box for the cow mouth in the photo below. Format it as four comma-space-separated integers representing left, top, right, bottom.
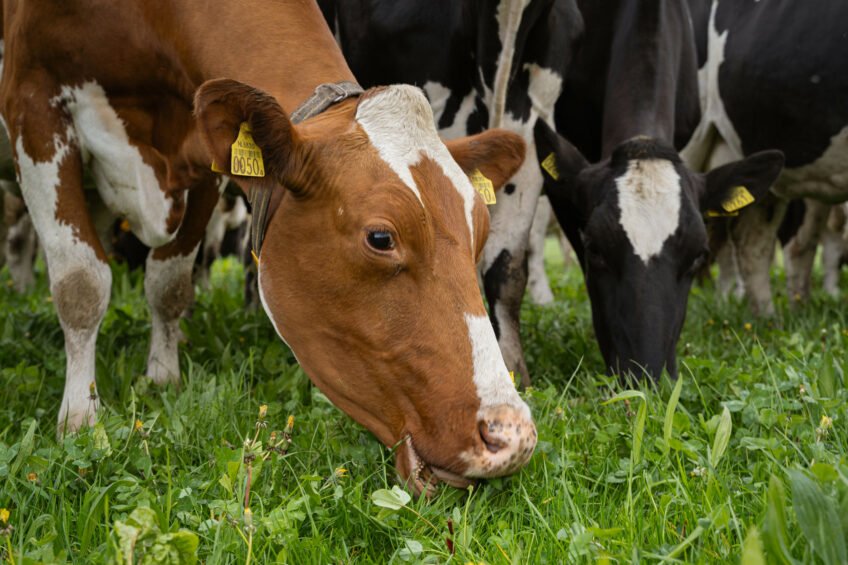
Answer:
406, 436, 477, 497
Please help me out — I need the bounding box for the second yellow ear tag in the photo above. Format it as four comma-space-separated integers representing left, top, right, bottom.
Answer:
230, 123, 265, 178
469, 169, 496, 205
541, 152, 560, 180
721, 185, 754, 212
211, 160, 225, 173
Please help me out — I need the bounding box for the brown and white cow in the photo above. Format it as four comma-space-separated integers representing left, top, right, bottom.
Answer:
0, 0, 535, 495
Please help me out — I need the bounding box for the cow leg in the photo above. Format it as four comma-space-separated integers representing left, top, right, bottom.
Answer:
2, 190, 38, 292
195, 195, 226, 289
481, 157, 543, 388
714, 237, 744, 299
526, 195, 554, 305
0, 191, 8, 271
729, 194, 787, 317
784, 199, 830, 304
558, 229, 574, 268
144, 178, 220, 385
10, 107, 111, 432
821, 228, 843, 297
822, 204, 848, 297
7, 208, 38, 291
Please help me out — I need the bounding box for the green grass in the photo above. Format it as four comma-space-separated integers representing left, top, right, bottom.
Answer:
1, 243, 847, 564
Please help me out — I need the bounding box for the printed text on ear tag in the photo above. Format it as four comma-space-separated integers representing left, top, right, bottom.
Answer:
721, 185, 754, 212
469, 169, 496, 205
541, 152, 560, 180
211, 159, 225, 173
231, 122, 265, 178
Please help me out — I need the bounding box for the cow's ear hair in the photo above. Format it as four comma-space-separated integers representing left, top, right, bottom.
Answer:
445, 128, 526, 190
698, 150, 784, 214
533, 119, 590, 216
194, 78, 308, 193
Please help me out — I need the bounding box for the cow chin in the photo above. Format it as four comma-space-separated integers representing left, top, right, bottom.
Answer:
395, 436, 478, 498
394, 405, 537, 498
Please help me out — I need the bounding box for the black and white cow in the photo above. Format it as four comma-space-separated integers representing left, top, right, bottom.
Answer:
683, 0, 848, 315
319, 0, 584, 386
533, 0, 784, 379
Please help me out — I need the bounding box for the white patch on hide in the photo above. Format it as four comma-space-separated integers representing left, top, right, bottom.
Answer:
423, 81, 477, 140
464, 313, 529, 417
356, 85, 478, 249
681, 1, 745, 168
616, 159, 682, 263
53, 81, 175, 248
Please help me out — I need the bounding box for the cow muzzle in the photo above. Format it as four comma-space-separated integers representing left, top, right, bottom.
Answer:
401, 402, 537, 497
466, 403, 537, 477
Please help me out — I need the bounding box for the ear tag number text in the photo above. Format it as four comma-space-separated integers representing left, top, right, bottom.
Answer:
470, 169, 496, 205
721, 185, 754, 212
231, 122, 265, 178
541, 152, 560, 180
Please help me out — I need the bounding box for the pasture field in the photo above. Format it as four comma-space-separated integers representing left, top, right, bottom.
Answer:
1, 242, 847, 564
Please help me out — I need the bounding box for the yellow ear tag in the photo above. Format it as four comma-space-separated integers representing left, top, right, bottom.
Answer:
230, 122, 265, 177
469, 169, 496, 205
509, 371, 516, 387
541, 152, 560, 180
721, 185, 754, 212
706, 209, 739, 218
211, 159, 225, 173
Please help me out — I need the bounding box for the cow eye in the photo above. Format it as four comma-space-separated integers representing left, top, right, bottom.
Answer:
366, 230, 395, 251
683, 249, 709, 278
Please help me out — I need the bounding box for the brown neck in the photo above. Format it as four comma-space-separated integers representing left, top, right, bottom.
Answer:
148, 0, 357, 112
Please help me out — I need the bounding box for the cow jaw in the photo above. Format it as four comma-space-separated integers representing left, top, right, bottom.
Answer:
399, 436, 477, 498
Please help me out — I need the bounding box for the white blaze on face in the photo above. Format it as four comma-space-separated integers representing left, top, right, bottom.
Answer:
355, 85, 478, 250
616, 159, 682, 264
464, 313, 530, 419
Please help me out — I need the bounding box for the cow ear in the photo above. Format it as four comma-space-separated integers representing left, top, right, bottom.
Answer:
445, 129, 526, 190
699, 150, 784, 215
533, 119, 590, 215
194, 78, 307, 193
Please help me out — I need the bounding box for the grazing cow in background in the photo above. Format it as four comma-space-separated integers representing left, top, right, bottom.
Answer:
1, 0, 536, 495
775, 199, 848, 300
1, 190, 37, 290
683, 0, 848, 315
533, 0, 784, 379
319, 0, 584, 387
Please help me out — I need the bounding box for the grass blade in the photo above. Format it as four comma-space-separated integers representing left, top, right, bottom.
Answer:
663, 377, 683, 454
710, 406, 732, 468
789, 470, 848, 565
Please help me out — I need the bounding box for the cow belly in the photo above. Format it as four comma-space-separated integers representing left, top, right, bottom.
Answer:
774, 126, 848, 203
56, 81, 176, 248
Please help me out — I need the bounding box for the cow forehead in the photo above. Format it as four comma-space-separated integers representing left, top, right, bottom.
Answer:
354, 85, 477, 250
614, 159, 682, 264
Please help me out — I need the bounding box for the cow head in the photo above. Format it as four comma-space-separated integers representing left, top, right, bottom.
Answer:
195, 79, 535, 495
534, 120, 783, 380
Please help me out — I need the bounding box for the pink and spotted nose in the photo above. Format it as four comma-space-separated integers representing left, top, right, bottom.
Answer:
464, 404, 537, 477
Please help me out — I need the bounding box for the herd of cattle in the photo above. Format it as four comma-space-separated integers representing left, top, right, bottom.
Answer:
0, 0, 846, 494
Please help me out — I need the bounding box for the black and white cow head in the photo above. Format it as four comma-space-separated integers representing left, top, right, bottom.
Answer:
534, 120, 784, 380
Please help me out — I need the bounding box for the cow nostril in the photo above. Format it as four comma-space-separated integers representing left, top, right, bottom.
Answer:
478, 420, 506, 454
